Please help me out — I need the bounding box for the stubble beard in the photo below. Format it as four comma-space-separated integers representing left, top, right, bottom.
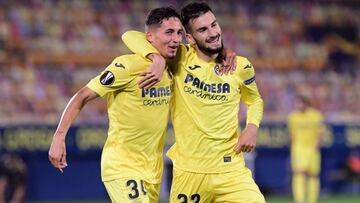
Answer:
194, 37, 224, 55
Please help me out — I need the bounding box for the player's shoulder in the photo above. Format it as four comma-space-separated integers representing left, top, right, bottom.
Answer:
288, 110, 301, 120
112, 54, 148, 74
180, 43, 196, 56
236, 55, 250, 65
235, 56, 253, 71
113, 54, 144, 67
309, 108, 323, 119
235, 56, 256, 83
178, 43, 194, 59
288, 111, 296, 120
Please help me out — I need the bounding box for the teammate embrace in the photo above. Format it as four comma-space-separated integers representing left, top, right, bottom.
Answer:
123, 2, 265, 203
49, 2, 265, 203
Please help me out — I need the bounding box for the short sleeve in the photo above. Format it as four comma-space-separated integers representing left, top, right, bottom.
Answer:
87, 56, 134, 97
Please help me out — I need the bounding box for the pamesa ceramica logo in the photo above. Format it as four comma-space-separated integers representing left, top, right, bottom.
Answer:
141, 86, 172, 106
183, 73, 230, 101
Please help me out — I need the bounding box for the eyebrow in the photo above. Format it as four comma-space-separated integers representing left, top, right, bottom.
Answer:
165, 27, 184, 32
196, 20, 217, 32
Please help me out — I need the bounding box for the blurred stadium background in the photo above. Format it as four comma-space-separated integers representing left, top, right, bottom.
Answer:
0, 0, 359, 202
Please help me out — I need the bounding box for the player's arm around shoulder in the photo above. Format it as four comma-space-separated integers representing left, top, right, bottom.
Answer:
122, 31, 182, 88
121, 30, 189, 60
121, 31, 158, 58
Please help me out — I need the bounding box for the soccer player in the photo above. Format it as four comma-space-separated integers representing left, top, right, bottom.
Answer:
48, 7, 184, 203
288, 95, 324, 203
122, 2, 266, 202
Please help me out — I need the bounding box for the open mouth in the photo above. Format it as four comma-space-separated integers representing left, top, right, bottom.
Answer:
169, 45, 178, 51
206, 35, 220, 44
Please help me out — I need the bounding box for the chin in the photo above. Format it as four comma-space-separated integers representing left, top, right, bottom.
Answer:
165, 54, 175, 59
211, 44, 222, 49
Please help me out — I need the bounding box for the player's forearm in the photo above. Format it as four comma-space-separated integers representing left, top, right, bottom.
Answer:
244, 123, 258, 135
55, 87, 97, 139
149, 54, 166, 72
246, 97, 264, 127
54, 97, 83, 139
148, 53, 165, 64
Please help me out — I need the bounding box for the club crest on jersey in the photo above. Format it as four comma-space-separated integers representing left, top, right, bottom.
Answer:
100, 71, 114, 85
214, 64, 223, 76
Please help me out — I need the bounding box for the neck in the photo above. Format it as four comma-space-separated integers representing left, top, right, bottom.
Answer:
195, 45, 218, 62
300, 107, 307, 112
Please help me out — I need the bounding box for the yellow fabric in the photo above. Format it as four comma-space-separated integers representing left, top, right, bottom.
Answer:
288, 108, 323, 174
288, 108, 324, 151
308, 176, 320, 203
122, 31, 159, 58
104, 177, 160, 203
87, 54, 172, 183
122, 30, 264, 174
288, 108, 323, 203
170, 167, 266, 203
291, 150, 321, 175
293, 173, 305, 203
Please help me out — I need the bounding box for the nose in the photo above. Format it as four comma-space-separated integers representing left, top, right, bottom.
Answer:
208, 27, 218, 37
172, 33, 181, 44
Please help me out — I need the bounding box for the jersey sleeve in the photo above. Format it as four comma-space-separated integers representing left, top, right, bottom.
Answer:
238, 57, 264, 127
121, 30, 158, 58
121, 30, 187, 72
87, 56, 134, 97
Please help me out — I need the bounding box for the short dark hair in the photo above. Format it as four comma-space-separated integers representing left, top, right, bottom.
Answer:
146, 7, 181, 28
181, 2, 213, 32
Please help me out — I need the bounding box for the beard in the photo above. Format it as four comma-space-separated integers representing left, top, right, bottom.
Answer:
194, 37, 224, 54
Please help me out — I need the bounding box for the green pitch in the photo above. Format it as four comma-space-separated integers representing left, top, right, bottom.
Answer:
24, 195, 360, 203
266, 195, 360, 203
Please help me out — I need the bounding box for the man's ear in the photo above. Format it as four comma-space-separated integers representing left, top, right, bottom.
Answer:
146, 31, 154, 43
186, 33, 195, 44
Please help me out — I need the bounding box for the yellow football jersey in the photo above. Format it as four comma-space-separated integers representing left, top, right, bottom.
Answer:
122, 31, 263, 173
87, 54, 172, 183
288, 107, 324, 151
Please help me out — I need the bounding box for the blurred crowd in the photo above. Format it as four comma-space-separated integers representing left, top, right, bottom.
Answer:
0, 0, 359, 125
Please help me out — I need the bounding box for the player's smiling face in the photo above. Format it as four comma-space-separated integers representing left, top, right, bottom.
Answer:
187, 11, 223, 54
147, 17, 183, 59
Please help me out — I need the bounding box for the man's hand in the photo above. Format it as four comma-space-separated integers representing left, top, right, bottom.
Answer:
48, 132, 68, 173
138, 53, 166, 89
234, 124, 258, 153
221, 48, 237, 75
